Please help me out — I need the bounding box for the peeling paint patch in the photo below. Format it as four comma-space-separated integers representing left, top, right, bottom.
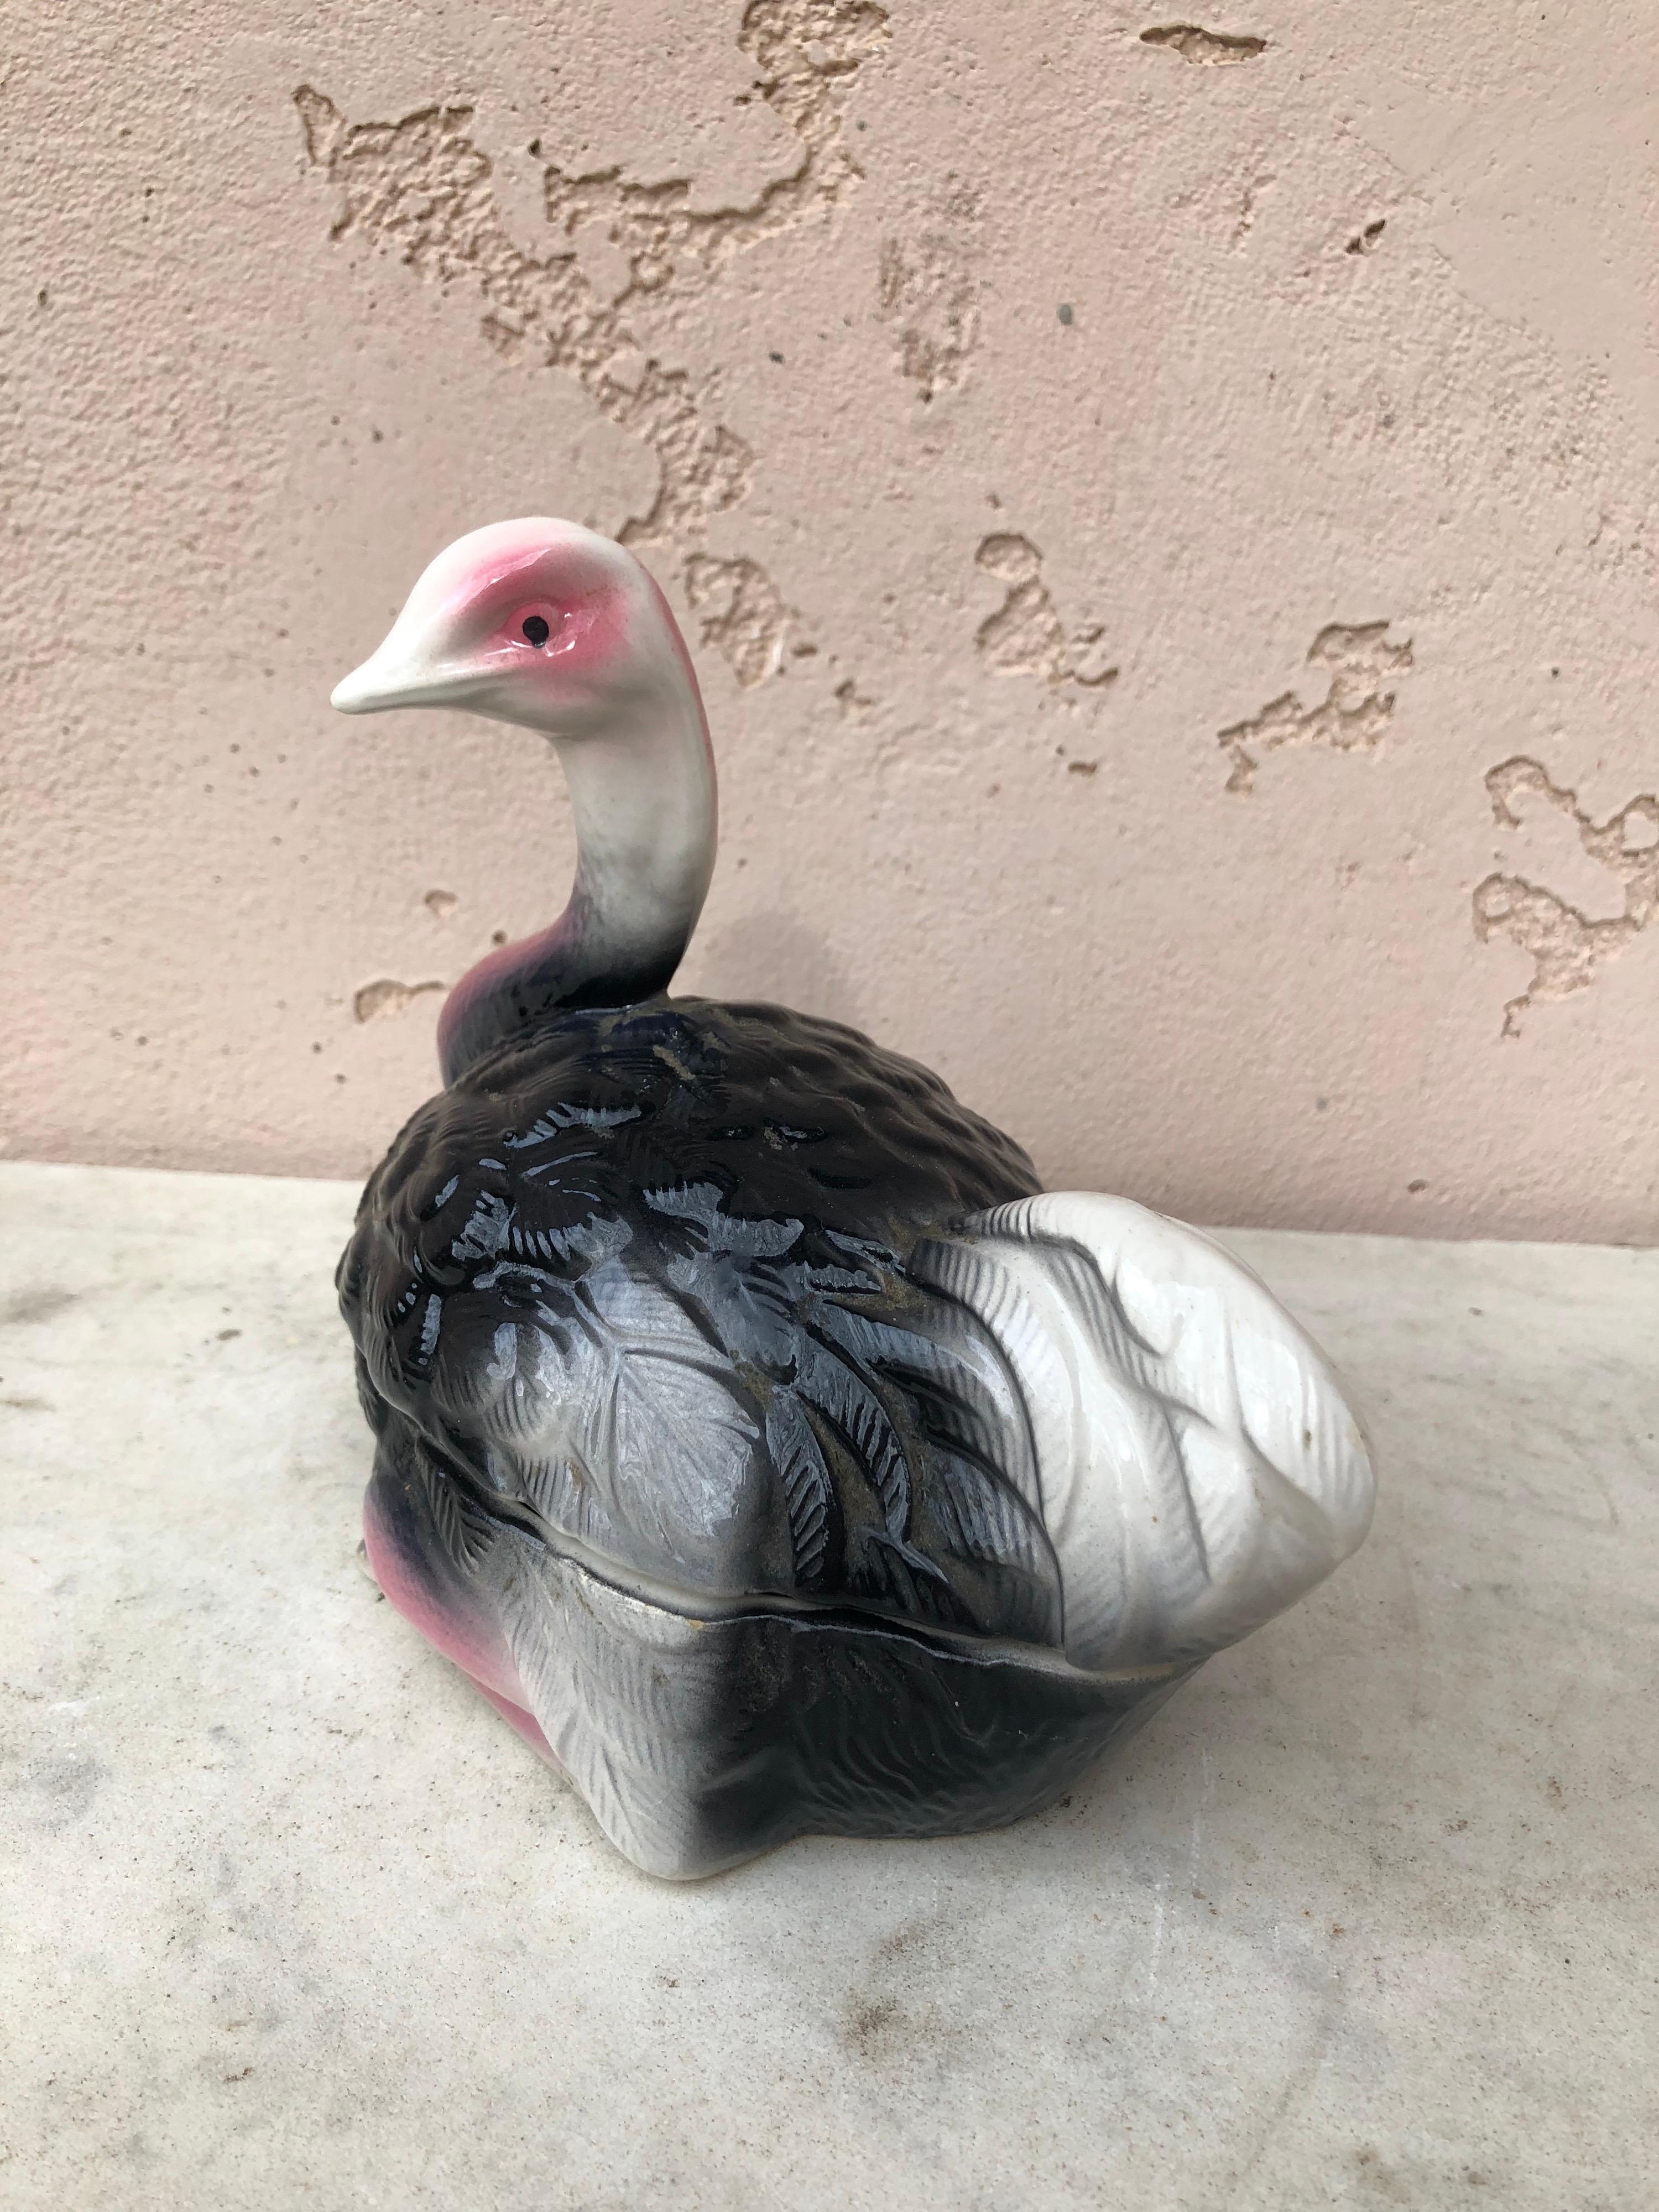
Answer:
294, 0, 889, 687
1219, 623, 1412, 794
1140, 24, 1267, 64
1232, 170, 1274, 249
423, 889, 458, 920
974, 535, 1118, 690
684, 554, 797, 688
1473, 757, 1659, 1035
876, 184, 982, 401
353, 978, 445, 1024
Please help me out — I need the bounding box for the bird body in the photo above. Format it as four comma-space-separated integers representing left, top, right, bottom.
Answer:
333, 521, 1374, 1879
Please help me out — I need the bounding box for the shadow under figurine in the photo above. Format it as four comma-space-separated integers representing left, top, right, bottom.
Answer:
332, 519, 1375, 1880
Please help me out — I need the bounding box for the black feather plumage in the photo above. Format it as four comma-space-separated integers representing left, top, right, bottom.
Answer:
340, 997, 1059, 1642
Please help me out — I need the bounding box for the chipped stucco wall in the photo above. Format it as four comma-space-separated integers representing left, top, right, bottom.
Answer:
4, 1, 1656, 1239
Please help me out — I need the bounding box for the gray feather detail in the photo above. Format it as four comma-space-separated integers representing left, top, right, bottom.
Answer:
764, 1395, 834, 1586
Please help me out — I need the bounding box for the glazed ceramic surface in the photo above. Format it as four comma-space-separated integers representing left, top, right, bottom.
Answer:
334, 520, 1375, 1878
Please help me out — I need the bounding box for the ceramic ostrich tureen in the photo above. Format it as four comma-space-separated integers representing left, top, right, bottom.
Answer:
331, 518, 1374, 1880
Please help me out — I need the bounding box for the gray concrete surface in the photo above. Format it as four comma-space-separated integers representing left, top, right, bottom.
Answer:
3, 1160, 1655, 2209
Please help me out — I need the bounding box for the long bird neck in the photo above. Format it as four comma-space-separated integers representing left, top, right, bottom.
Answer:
436, 632, 716, 1086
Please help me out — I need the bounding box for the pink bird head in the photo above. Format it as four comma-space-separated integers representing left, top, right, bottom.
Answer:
331, 517, 699, 741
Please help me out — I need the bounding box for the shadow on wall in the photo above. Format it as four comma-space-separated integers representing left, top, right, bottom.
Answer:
697, 914, 864, 1033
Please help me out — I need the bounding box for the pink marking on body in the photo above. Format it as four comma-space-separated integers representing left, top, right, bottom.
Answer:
435, 914, 581, 1072
362, 1481, 529, 1708
467, 1677, 559, 1765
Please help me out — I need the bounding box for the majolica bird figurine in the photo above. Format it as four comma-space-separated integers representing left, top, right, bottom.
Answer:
332, 519, 1374, 1879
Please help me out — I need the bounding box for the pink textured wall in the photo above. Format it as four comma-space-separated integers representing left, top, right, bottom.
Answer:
4, 1, 1656, 1238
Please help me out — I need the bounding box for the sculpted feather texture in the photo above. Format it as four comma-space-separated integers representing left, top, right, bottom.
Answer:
333, 520, 1375, 1877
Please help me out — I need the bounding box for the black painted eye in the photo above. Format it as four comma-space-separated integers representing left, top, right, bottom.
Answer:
521, 615, 551, 647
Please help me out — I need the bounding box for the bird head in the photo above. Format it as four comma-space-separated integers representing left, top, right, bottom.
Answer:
331, 518, 692, 740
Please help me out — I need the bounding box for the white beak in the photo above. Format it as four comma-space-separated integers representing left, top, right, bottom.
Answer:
331, 641, 481, 715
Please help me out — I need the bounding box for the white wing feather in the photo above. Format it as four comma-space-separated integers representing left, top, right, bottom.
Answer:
911, 1194, 1375, 1674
